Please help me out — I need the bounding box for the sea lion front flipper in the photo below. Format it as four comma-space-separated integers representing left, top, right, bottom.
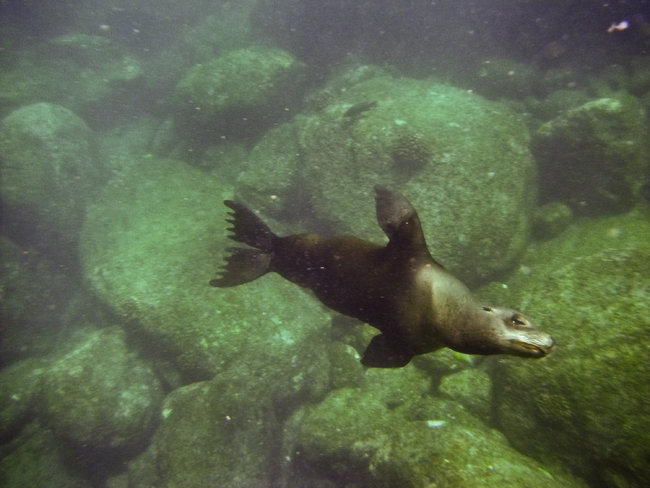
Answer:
374, 185, 433, 261
361, 333, 414, 368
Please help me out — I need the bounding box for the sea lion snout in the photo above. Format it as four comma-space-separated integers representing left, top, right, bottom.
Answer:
484, 307, 556, 358
511, 335, 556, 358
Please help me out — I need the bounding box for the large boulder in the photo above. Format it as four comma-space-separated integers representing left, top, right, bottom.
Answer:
283, 366, 587, 487
0, 103, 104, 258
39, 327, 163, 453
237, 70, 537, 284
531, 92, 648, 215
0, 358, 46, 439
129, 373, 280, 487
0, 237, 79, 364
480, 209, 650, 487
0, 35, 145, 126
174, 46, 306, 141
0, 421, 92, 488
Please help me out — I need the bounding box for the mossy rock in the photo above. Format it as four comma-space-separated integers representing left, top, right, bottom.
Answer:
39, 327, 163, 452
0, 421, 92, 488
473, 58, 538, 99
174, 46, 306, 139
131, 374, 279, 487
0, 103, 104, 258
483, 210, 650, 487
0, 37, 144, 125
532, 92, 648, 215
285, 366, 587, 488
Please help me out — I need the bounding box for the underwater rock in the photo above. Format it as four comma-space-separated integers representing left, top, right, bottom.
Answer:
81, 157, 330, 398
532, 92, 648, 215
283, 366, 587, 488
0, 35, 145, 126
438, 367, 493, 422
39, 327, 163, 452
0, 237, 79, 364
240, 71, 536, 284
0, 103, 104, 260
389, 130, 432, 176
0, 357, 47, 439
628, 55, 650, 98
0, 420, 92, 488
129, 374, 279, 487
482, 210, 650, 487
233, 120, 304, 221
473, 58, 538, 99
531, 88, 591, 121
532, 201, 573, 239
174, 46, 306, 141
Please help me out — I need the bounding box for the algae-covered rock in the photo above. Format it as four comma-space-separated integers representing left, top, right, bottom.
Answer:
131, 374, 280, 487
0, 358, 47, 439
0, 35, 144, 125
81, 157, 330, 400
438, 367, 492, 422
39, 327, 163, 452
532, 88, 591, 121
0, 103, 103, 257
0, 237, 79, 363
473, 58, 538, 99
284, 366, 586, 488
234, 119, 303, 219
175, 46, 306, 139
532, 201, 573, 239
532, 92, 648, 215
481, 210, 650, 487
0, 421, 92, 488
240, 71, 536, 284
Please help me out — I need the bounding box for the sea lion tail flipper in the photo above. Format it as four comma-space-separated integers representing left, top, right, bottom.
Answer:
210, 200, 278, 288
361, 333, 414, 368
223, 200, 276, 251
210, 247, 272, 287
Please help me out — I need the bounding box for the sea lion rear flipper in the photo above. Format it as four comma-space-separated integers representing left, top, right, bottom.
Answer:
361, 333, 414, 368
223, 200, 276, 251
210, 200, 277, 287
210, 248, 271, 287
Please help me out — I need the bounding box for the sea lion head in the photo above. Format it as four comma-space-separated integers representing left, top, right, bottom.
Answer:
476, 306, 556, 358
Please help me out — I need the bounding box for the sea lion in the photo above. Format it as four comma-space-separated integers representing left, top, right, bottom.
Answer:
210, 185, 555, 367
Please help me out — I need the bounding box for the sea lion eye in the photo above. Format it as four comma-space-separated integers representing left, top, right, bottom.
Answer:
482, 306, 493, 312
511, 315, 527, 327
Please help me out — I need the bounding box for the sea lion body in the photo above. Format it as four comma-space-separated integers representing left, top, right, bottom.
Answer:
211, 185, 555, 367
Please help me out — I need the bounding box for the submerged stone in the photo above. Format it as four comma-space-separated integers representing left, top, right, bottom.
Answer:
284, 366, 586, 488
174, 46, 306, 140
39, 327, 163, 452
0, 103, 104, 259
0, 421, 92, 488
130, 374, 280, 488
482, 210, 650, 487
532, 92, 648, 215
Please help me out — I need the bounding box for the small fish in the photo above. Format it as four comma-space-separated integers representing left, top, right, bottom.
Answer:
343, 100, 378, 119
607, 20, 629, 33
